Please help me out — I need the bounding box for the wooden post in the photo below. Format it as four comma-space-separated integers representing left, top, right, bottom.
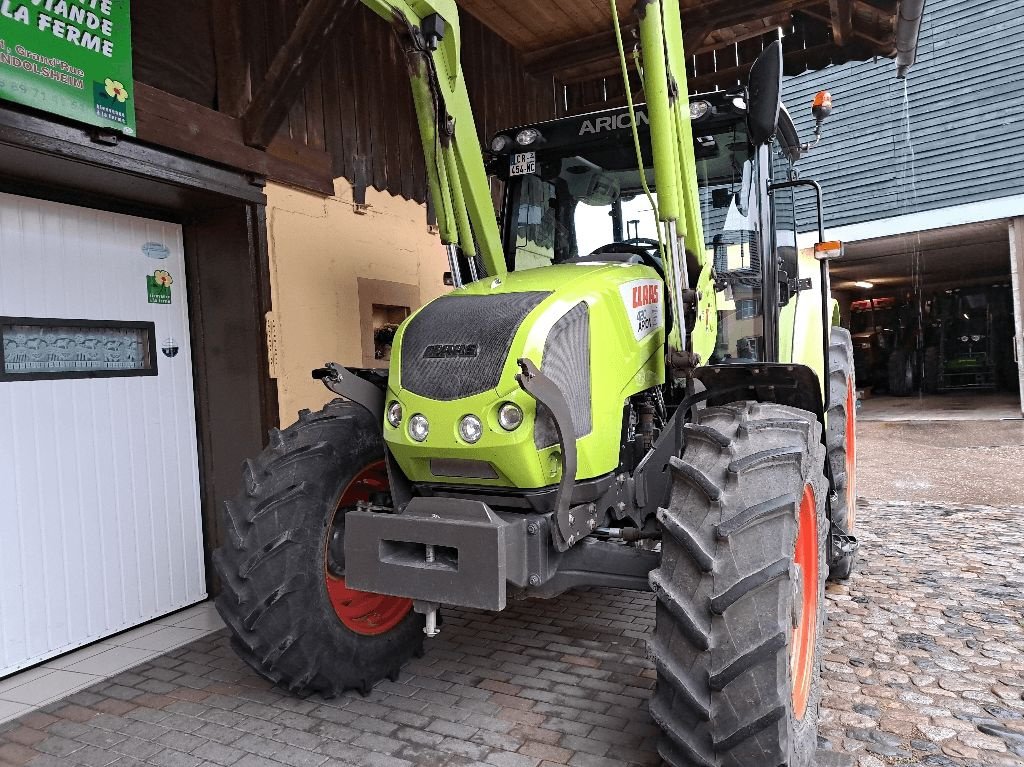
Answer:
829, 0, 854, 47
211, 0, 250, 118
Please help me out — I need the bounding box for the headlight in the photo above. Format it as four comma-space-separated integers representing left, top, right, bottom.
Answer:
490, 135, 511, 153
972, 335, 983, 342
498, 402, 524, 431
408, 414, 429, 442
386, 401, 403, 428
458, 415, 483, 444
690, 100, 711, 120
515, 128, 541, 146
960, 336, 970, 343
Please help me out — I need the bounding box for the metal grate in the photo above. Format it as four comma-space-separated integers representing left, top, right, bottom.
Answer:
400, 292, 550, 401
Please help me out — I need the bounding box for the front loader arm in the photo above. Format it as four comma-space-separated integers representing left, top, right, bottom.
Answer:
631, 0, 716, 364
361, 0, 506, 280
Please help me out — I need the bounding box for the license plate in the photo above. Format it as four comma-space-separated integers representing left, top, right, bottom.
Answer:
509, 152, 536, 176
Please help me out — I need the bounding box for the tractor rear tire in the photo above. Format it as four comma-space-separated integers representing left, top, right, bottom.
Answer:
214, 399, 424, 697
649, 402, 828, 767
887, 349, 914, 396
827, 328, 858, 581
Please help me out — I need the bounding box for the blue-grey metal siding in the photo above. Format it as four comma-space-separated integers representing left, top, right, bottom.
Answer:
781, 0, 1024, 231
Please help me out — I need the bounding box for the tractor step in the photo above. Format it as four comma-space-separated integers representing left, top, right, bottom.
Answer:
815, 750, 855, 767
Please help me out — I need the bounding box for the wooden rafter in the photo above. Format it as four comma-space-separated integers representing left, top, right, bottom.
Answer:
828, 0, 854, 46
801, 3, 891, 49
546, 14, 789, 86
242, 0, 357, 149
524, 0, 822, 79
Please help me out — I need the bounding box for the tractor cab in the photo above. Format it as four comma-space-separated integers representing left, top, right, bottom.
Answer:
486, 91, 807, 365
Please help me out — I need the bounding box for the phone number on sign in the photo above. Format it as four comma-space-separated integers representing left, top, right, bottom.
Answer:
0, 77, 88, 114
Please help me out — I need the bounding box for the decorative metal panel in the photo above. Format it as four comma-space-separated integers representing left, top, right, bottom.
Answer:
0, 192, 205, 677
0, 318, 157, 380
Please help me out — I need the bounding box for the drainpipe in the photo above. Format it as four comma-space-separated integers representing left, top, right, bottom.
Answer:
895, 0, 927, 78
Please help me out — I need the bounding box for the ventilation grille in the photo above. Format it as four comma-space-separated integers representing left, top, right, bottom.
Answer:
535, 302, 591, 448
400, 292, 550, 401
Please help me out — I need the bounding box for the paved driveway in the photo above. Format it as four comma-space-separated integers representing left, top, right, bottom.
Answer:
1, 498, 1022, 767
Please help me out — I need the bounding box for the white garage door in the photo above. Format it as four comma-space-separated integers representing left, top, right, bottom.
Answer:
0, 193, 206, 677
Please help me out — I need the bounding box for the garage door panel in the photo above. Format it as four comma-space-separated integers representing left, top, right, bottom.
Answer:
0, 193, 205, 676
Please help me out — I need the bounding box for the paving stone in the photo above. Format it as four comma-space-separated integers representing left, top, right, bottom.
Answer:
0, 501, 1019, 767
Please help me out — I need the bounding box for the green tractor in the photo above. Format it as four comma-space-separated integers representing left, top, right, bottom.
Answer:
214, 2, 859, 765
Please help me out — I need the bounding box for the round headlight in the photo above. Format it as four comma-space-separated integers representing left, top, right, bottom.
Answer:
690, 100, 711, 120
515, 128, 541, 146
458, 415, 483, 444
972, 335, 983, 342
408, 414, 429, 442
490, 134, 511, 153
960, 336, 970, 343
386, 401, 403, 428
498, 402, 524, 431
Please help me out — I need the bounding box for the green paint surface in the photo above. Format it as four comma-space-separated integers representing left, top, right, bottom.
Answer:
385, 263, 666, 487
0, 0, 135, 134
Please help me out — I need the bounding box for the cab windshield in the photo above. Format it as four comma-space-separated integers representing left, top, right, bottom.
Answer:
503, 118, 768, 362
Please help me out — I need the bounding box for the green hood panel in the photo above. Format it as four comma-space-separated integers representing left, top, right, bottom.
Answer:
384, 263, 666, 488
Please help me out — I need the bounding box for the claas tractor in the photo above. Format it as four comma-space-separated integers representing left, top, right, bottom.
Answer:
214, 1, 859, 765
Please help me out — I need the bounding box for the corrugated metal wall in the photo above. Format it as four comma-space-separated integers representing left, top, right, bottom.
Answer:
782, 0, 1024, 230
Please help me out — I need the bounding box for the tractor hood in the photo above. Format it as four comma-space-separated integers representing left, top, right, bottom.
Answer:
382, 262, 666, 489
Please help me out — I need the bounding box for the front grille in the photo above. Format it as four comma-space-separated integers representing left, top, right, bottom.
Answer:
400, 292, 550, 401
535, 302, 591, 448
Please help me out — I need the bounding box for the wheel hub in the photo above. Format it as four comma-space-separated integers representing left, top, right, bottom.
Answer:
845, 380, 857, 531
324, 461, 412, 636
790, 484, 819, 720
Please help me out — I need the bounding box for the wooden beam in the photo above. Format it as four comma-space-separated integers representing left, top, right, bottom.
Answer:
523, 24, 639, 77
555, 16, 789, 86
242, 0, 356, 149
801, 4, 891, 48
211, 0, 250, 118
829, 0, 854, 46
135, 83, 335, 195
525, 0, 821, 79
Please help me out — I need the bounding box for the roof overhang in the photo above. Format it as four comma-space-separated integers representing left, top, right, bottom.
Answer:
457, 0, 926, 93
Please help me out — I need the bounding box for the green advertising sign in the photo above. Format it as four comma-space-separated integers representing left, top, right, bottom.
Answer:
0, 0, 135, 134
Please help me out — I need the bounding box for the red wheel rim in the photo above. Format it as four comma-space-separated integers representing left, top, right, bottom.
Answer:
790, 484, 819, 720
324, 461, 412, 636
845, 380, 857, 531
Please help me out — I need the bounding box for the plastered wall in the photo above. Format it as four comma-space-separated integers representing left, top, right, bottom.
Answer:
265, 179, 449, 424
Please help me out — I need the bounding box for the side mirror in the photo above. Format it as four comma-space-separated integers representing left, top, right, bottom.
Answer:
747, 40, 783, 146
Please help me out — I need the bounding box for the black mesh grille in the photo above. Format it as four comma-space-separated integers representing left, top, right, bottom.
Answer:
400, 292, 550, 401
535, 302, 591, 448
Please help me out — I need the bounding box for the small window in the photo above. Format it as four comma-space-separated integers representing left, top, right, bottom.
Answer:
372, 304, 410, 362
0, 317, 158, 382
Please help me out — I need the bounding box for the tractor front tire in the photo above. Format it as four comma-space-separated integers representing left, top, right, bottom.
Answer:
827, 328, 858, 581
649, 402, 828, 767
214, 400, 424, 697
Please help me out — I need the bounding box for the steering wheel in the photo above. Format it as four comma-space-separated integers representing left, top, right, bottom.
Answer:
589, 239, 664, 278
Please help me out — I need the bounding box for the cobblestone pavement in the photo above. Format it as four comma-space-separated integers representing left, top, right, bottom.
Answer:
0, 500, 1021, 767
